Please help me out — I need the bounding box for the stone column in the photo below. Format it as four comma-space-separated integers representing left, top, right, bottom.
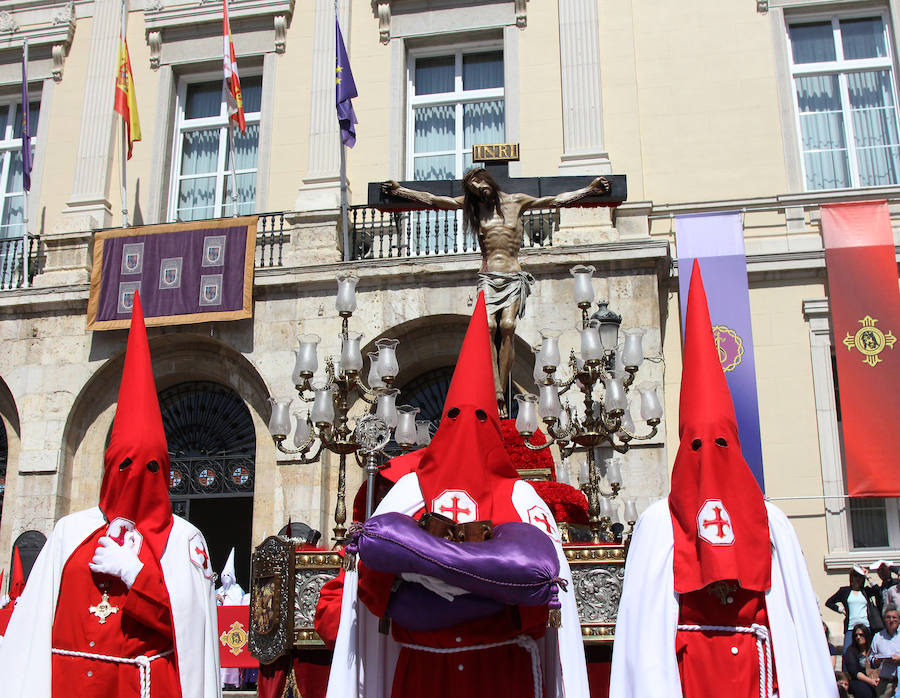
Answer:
295, 0, 350, 211
557, 0, 611, 176
59, 0, 123, 231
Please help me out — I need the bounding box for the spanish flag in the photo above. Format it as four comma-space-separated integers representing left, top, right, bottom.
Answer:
114, 39, 141, 159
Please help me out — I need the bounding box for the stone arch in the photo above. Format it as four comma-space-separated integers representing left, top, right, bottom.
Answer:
58, 334, 273, 556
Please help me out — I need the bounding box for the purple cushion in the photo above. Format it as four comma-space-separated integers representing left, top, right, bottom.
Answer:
385, 582, 505, 631
352, 512, 563, 607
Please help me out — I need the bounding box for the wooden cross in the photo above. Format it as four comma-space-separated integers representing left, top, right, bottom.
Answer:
368, 142, 626, 209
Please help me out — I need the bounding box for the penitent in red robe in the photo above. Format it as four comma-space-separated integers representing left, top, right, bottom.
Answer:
50, 527, 181, 698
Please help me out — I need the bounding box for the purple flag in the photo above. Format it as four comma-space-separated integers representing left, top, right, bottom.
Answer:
335, 19, 358, 147
20, 42, 31, 192
676, 212, 765, 491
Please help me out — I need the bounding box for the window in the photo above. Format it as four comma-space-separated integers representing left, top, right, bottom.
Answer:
407, 47, 504, 180
0, 99, 39, 240
169, 75, 262, 221
787, 14, 900, 190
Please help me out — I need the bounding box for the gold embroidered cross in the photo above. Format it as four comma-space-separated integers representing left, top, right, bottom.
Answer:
89, 591, 119, 624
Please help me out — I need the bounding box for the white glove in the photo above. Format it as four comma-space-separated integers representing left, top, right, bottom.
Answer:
401, 573, 468, 602
89, 532, 144, 589
0, 594, 9, 609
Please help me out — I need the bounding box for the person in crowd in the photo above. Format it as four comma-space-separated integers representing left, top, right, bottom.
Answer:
872, 562, 898, 612
0, 293, 220, 698
217, 548, 245, 690
828, 622, 846, 668
838, 671, 854, 698
871, 604, 900, 698
827, 566, 879, 650
844, 623, 879, 697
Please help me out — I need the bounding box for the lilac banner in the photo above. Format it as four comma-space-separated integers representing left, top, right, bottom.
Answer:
87, 217, 256, 330
675, 212, 765, 490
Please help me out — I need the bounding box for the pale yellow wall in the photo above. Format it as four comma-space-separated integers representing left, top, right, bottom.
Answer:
622, 0, 789, 203
267, 5, 315, 211
517, 1, 564, 178
41, 16, 95, 234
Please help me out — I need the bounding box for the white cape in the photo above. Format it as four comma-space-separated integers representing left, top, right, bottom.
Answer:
0, 507, 221, 698
326, 472, 590, 698
609, 500, 837, 698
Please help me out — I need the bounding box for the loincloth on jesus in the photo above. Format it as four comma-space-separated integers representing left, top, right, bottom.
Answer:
477, 271, 536, 319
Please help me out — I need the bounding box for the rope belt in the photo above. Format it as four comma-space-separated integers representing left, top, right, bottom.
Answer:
52, 647, 174, 698
399, 634, 543, 698
676, 623, 773, 698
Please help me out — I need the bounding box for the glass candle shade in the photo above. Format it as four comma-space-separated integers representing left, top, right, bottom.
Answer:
335, 272, 358, 313
617, 407, 635, 439
622, 328, 645, 368
604, 376, 627, 413
606, 459, 622, 487
292, 334, 320, 383
395, 405, 420, 446
340, 332, 364, 374
624, 500, 639, 523
538, 329, 562, 372
570, 264, 596, 306
639, 383, 663, 421
532, 345, 548, 384
376, 388, 400, 429
538, 382, 562, 420
514, 393, 539, 435
310, 382, 335, 426
580, 320, 603, 362
268, 398, 292, 438
367, 352, 385, 389
596, 301, 621, 351
416, 419, 432, 446
375, 339, 399, 382
293, 412, 311, 448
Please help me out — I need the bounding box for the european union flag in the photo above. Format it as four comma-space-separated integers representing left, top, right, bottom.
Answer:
335, 20, 358, 148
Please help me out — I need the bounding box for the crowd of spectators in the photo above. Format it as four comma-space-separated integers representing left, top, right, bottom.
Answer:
827, 561, 900, 697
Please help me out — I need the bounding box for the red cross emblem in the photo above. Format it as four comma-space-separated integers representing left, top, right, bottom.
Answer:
527, 505, 560, 542
432, 490, 478, 523
189, 533, 215, 578
194, 546, 209, 569
697, 499, 735, 546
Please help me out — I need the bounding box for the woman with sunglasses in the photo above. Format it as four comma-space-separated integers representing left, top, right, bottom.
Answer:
843, 623, 879, 697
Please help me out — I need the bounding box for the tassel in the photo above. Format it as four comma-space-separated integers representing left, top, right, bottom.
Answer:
378, 616, 391, 635
548, 609, 562, 629
342, 551, 357, 572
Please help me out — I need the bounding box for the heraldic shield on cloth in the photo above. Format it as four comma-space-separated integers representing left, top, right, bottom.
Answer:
0, 292, 221, 698
326, 292, 590, 698
609, 260, 837, 698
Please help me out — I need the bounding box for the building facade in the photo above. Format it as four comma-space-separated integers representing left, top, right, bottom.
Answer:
0, 0, 896, 633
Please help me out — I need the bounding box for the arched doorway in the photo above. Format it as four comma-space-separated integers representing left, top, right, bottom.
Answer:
160, 381, 255, 590
12, 530, 46, 582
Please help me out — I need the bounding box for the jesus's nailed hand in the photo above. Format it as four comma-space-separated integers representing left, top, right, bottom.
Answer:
590, 177, 611, 195
381, 180, 400, 195
89, 533, 144, 589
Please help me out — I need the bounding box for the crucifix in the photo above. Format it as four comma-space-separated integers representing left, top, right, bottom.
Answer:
369, 143, 627, 416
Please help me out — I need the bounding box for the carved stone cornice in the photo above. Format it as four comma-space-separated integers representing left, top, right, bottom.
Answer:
144, 0, 294, 67
0, 1, 76, 82
370, 0, 527, 44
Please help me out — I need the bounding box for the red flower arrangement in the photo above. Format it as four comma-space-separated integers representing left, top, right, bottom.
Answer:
499, 419, 589, 525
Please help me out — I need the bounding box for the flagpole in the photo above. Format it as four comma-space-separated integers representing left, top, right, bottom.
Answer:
228, 120, 238, 217
21, 38, 28, 289
120, 0, 128, 228
336, 0, 350, 262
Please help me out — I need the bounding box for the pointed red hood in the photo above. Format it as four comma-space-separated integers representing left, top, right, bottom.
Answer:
99, 292, 173, 561
9, 547, 24, 600
415, 293, 520, 524
669, 260, 770, 594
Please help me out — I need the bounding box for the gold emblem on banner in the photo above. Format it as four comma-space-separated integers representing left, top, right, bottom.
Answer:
712, 325, 745, 373
842, 315, 897, 367
219, 620, 249, 656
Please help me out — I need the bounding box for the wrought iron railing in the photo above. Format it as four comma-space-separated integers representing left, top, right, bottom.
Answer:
168, 453, 255, 498
348, 206, 559, 261
0, 234, 41, 290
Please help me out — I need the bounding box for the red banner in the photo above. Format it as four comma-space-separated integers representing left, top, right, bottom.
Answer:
217, 605, 258, 668
822, 201, 900, 497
